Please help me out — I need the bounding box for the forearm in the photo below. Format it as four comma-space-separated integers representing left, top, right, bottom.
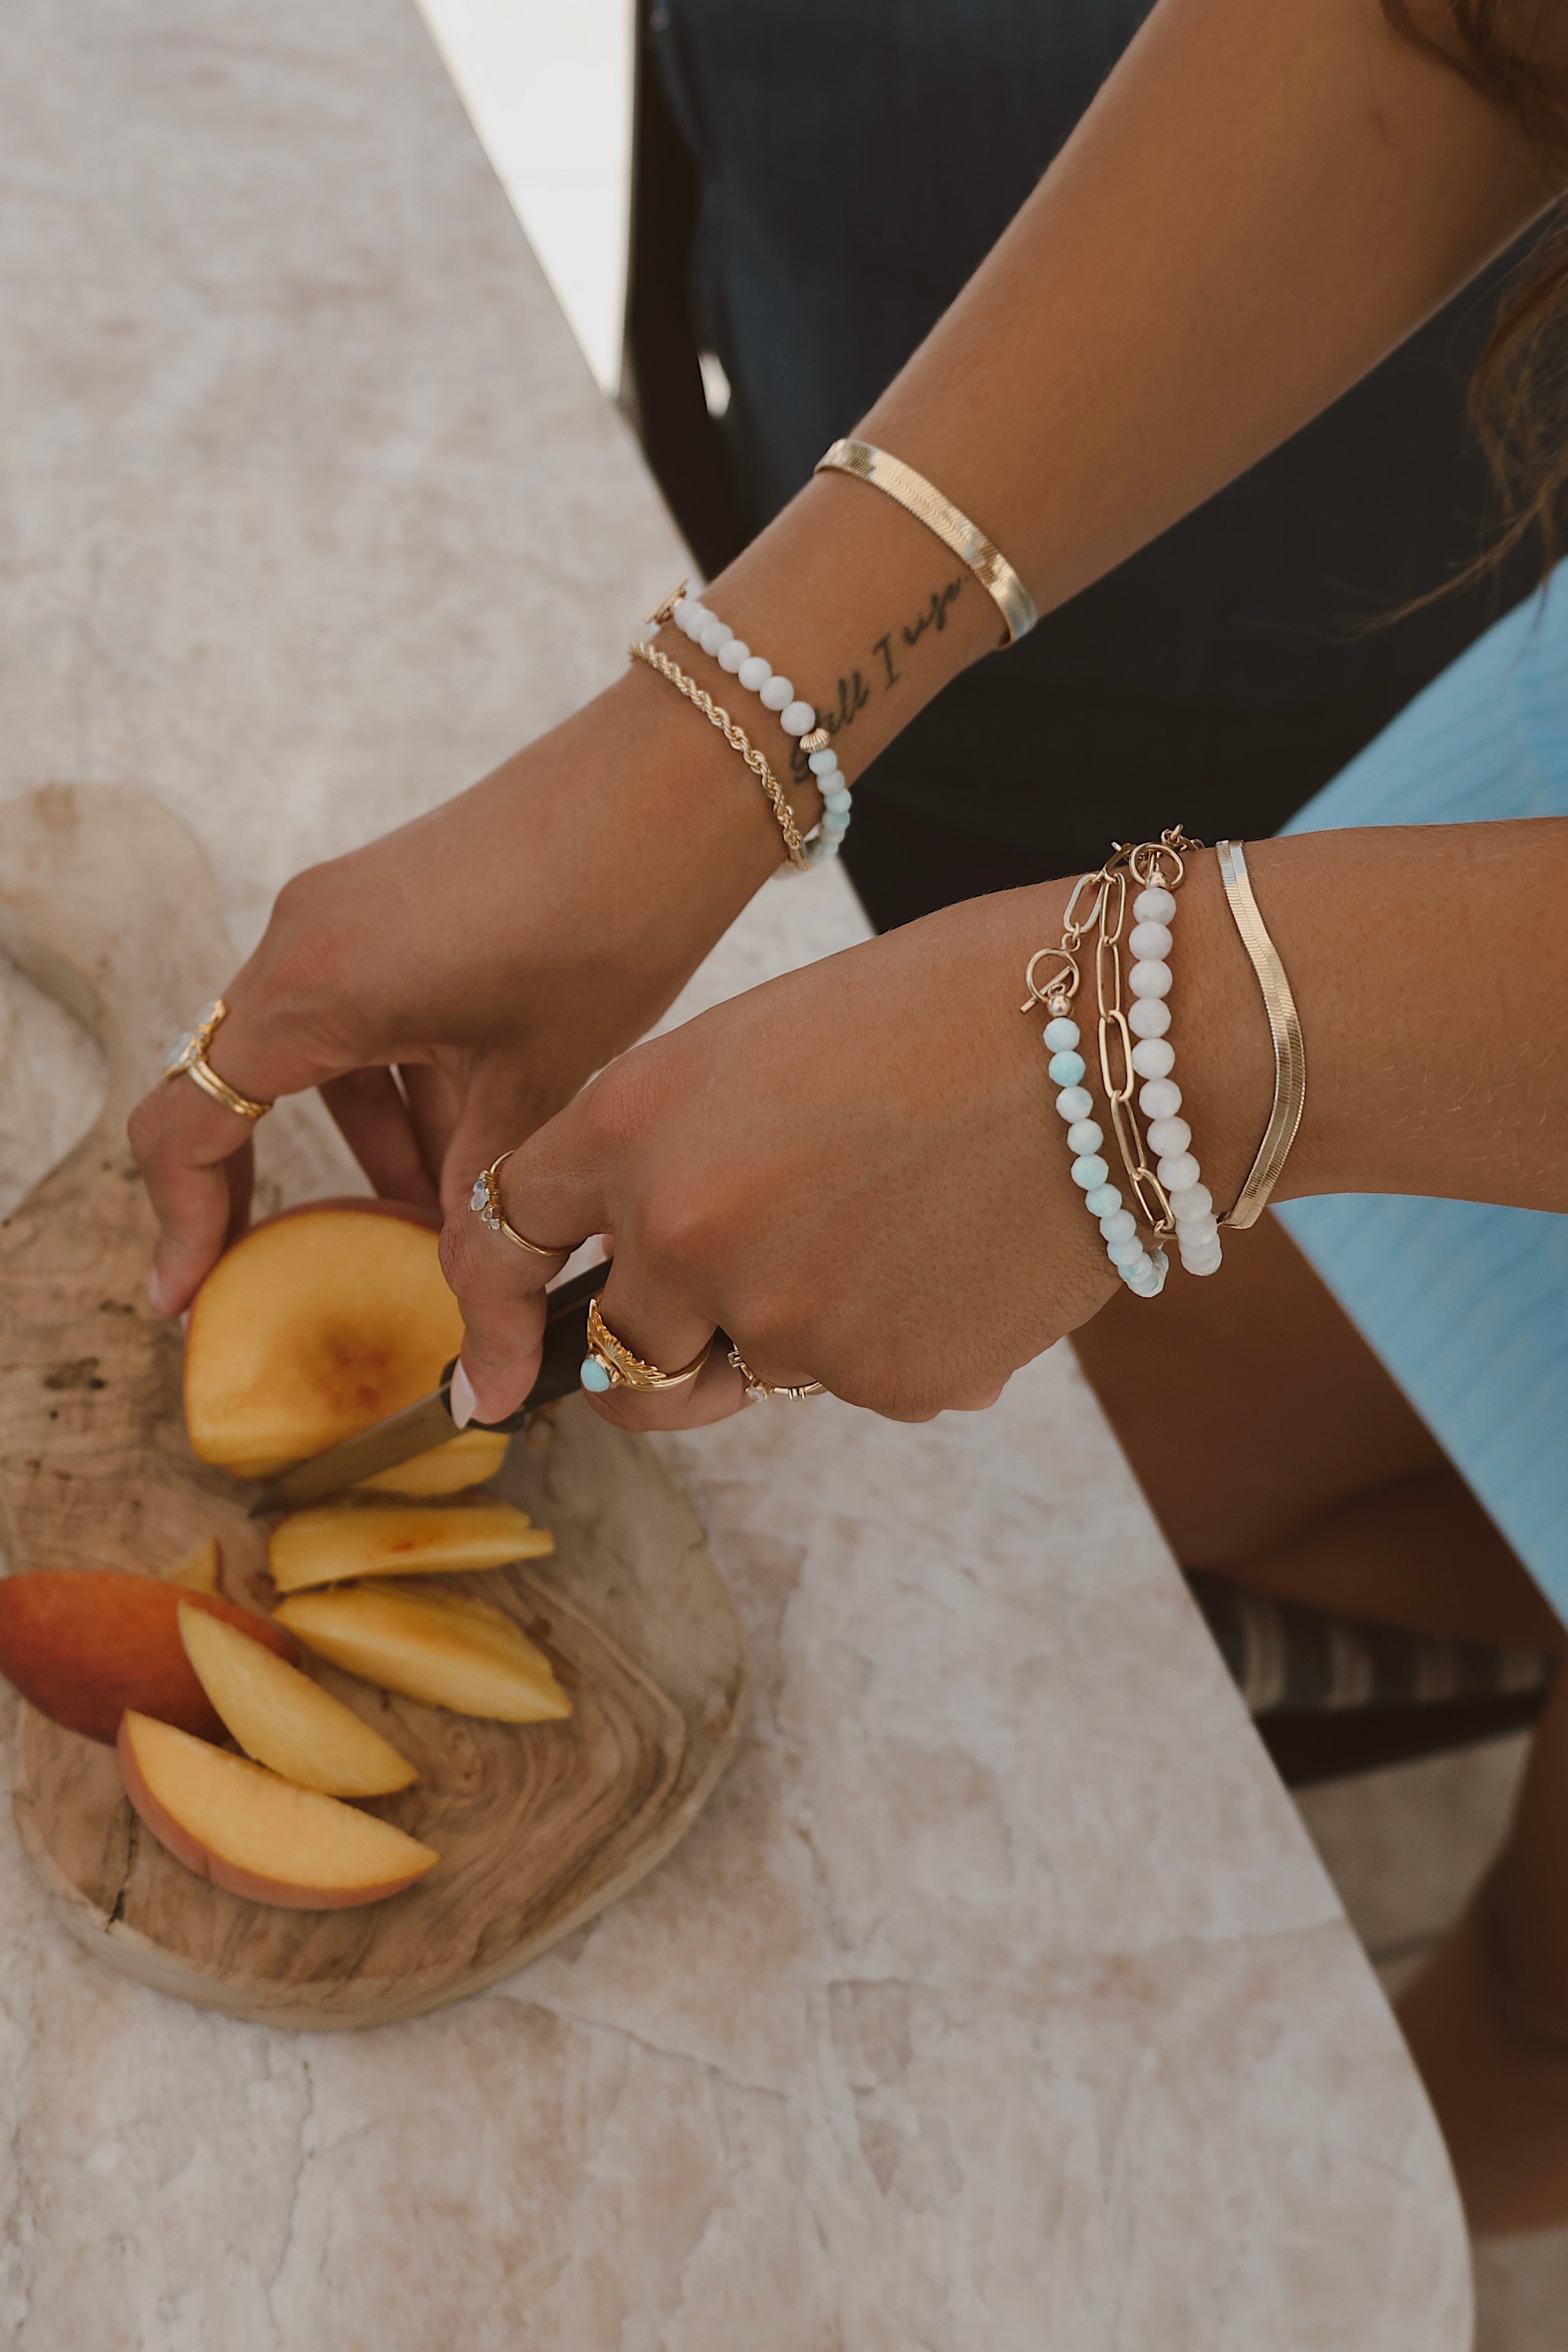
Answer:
640, 0, 1553, 823
863, 0, 1552, 609
1144, 819, 1568, 1217
438, 814, 1568, 1436
339, 0, 1565, 1006
137, 0, 1567, 1300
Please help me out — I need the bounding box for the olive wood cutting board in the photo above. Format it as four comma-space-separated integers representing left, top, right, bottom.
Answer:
0, 785, 747, 2028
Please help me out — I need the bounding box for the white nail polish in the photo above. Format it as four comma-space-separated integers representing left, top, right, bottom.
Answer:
449, 1360, 476, 1429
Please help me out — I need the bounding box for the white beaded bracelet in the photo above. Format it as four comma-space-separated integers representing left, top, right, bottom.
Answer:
1024, 828, 1224, 1300
669, 593, 852, 865
1124, 881, 1222, 1277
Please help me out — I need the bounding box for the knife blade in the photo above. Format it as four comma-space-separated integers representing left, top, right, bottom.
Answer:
247, 1263, 603, 1514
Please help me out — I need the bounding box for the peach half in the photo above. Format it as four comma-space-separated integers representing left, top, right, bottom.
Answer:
268, 1500, 553, 1594
0, 1571, 299, 1747
117, 1711, 438, 1909
274, 1582, 571, 1723
183, 1200, 505, 1487
178, 1602, 416, 1797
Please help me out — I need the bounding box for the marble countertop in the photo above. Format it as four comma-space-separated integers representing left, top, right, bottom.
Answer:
0, 0, 1471, 2342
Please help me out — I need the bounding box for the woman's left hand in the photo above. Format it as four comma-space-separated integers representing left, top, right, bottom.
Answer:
438, 878, 1123, 1430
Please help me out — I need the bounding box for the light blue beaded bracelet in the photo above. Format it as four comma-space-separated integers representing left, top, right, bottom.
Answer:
669, 591, 852, 866
1043, 1004, 1168, 1298
1021, 910, 1168, 1298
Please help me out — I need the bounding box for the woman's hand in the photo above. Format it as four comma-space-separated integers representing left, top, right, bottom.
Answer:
126, 674, 823, 1313
437, 883, 1124, 1430
127, 482, 1008, 1318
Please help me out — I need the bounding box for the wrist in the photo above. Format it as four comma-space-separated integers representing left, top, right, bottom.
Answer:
1152, 847, 1277, 1225
1004, 848, 1277, 1262
663, 470, 1001, 799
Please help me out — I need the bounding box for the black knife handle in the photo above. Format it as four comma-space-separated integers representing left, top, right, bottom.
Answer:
442, 1264, 732, 1430
438, 1263, 600, 1433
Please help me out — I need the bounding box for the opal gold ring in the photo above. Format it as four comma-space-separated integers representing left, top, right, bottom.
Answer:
580, 1293, 712, 1394
726, 1345, 824, 1400
163, 999, 273, 1122
469, 1152, 569, 1260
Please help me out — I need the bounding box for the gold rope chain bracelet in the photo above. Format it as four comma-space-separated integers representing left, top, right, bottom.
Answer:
629, 639, 808, 869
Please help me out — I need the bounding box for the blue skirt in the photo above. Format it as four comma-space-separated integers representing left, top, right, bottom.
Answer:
1277, 578, 1568, 1619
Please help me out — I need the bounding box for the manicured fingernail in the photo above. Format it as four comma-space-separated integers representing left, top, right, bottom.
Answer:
449, 1360, 476, 1429
148, 1268, 172, 1315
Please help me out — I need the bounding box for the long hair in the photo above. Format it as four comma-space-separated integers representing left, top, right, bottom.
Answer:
1382, 3, 1568, 576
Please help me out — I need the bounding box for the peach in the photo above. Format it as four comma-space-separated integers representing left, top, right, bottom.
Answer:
0, 1571, 299, 1746
117, 1711, 438, 1908
178, 1602, 416, 1798
184, 1200, 480, 1481
355, 1428, 509, 1496
274, 1581, 571, 1722
268, 1500, 553, 1594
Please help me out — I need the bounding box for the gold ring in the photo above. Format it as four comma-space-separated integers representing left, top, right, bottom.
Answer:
163, 999, 273, 1122
469, 1152, 569, 1259
581, 1293, 713, 1394
727, 1346, 824, 1400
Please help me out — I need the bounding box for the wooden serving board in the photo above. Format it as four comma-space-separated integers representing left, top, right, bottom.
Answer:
0, 786, 747, 2028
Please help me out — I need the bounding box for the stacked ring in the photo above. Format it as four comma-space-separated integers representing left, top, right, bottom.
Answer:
469, 1152, 567, 1259
727, 1346, 824, 1400
163, 999, 273, 1122
581, 1293, 713, 1394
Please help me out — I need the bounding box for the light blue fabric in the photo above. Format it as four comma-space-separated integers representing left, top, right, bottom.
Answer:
1275, 576, 1568, 1620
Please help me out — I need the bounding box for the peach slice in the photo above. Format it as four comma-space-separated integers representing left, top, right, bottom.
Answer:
268, 1500, 552, 1594
117, 1711, 438, 1908
164, 1536, 222, 1594
273, 1581, 571, 1722
184, 1200, 464, 1480
356, 1428, 509, 1497
0, 1571, 299, 1746
178, 1602, 416, 1797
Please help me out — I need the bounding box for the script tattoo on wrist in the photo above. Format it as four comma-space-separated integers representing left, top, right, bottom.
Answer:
790, 572, 966, 780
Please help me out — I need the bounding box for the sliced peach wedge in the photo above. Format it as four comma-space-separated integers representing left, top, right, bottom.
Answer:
274, 1582, 571, 1723
355, 1428, 509, 1497
117, 1711, 438, 1910
178, 1602, 416, 1798
268, 1500, 552, 1594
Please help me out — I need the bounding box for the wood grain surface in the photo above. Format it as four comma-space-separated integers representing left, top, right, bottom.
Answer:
0, 785, 747, 2028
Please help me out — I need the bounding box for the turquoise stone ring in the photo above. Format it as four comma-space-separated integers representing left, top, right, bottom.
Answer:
580, 1291, 712, 1393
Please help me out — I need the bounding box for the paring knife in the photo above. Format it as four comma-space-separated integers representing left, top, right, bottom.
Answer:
248, 1265, 604, 1516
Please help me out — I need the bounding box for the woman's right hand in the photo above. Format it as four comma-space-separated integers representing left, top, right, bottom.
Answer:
128, 669, 807, 1313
